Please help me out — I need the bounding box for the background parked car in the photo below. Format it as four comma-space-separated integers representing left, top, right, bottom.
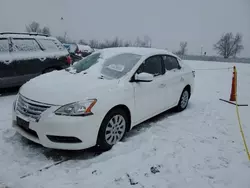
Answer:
0, 32, 72, 89
63, 43, 94, 57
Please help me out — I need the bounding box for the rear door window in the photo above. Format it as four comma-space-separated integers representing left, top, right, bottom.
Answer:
0, 38, 9, 53
163, 55, 181, 70
12, 38, 42, 52
137, 55, 164, 76
38, 39, 62, 51
168, 56, 181, 69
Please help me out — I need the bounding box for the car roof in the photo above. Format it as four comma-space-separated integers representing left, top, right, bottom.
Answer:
99, 47, 179, 59
0, 33, 57, 40
77, 44, 93, 51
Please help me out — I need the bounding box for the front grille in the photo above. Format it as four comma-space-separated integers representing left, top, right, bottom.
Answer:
16, 95, 52, 121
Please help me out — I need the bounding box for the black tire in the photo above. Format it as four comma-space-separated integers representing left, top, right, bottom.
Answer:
97, 108, 129, 151
175, 88, 190, 112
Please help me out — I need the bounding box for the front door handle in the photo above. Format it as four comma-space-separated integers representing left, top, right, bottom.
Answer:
39, 57, 46, 61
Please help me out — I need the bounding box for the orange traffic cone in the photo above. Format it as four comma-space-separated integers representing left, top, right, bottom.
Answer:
229, 66, 237, 101
220, 65, 248, 106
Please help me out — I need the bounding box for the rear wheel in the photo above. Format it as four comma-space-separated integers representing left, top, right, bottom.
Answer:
175, 88, 190, 112
97, 109, 128, 151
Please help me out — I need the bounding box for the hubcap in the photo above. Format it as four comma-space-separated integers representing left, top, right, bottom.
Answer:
180, 90, 189, 109
105, 115, 126, 145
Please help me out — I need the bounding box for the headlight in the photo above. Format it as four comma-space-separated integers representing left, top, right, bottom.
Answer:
13, 95, 19, 111
13, 100, 17, 111
54, 99, 97, 116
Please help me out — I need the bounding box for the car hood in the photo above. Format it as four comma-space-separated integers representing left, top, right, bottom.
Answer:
19, 70, 119, 105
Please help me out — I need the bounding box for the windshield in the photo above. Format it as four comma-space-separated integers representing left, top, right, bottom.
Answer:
68, 52, 141, 79
69, 53, 101, 73
101, 53, 141, 79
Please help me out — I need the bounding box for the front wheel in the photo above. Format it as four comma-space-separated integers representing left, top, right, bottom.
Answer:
97, 109, 128, 151
175, 88, 190, 112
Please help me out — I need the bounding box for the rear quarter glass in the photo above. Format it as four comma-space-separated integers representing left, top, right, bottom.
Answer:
0, 38, 9, 53
37, 38, 63, 52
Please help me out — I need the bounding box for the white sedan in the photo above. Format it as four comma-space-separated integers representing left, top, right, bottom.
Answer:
12, 47, 195, 150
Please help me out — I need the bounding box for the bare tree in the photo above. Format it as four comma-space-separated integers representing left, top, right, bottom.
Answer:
134, 36, 152, 47
214, 32, 244, 58
176, 42, 188, 55
56, 32, 72, 43
87, 36, 152, 49
107, 37, 124, 47
95, 37, 124, 49
143, 35, 152, 47
25, 21, 52, 36
124, 40, 132, 47
42, 26, 51, 36
79, 39, 88, 45
89, 39, 100, 49
56, 36, 72, 43
25, 21, 41, 33
56, 36, 66, 43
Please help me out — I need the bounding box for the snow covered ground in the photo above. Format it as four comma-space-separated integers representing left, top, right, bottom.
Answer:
0, 60, 250, 188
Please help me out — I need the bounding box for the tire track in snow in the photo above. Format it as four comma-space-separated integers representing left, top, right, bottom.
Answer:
20, 158, 71, 179
19, 149, 103, 179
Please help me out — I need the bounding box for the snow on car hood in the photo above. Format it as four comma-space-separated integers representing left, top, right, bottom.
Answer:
19, 70, 119, 105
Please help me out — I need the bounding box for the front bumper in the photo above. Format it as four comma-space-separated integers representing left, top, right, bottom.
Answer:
12, 105, 102, 150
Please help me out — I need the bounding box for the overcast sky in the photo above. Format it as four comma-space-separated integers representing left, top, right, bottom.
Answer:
0, 0, 249, 57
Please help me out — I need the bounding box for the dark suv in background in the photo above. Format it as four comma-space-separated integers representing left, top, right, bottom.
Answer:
0, 32, 72, 89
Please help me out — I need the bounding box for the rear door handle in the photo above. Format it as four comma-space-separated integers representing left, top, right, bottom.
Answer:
180, 77, 184, 82
4, 60, 12, 64
159, 83, 166, 88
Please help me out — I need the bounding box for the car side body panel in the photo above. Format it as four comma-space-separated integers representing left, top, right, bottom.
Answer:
0, 35, 69, 89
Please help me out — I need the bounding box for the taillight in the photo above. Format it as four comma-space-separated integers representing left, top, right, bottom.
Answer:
66, 56, 72, 65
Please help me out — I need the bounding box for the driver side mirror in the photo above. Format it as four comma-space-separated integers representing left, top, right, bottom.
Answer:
134, 72, 153, 82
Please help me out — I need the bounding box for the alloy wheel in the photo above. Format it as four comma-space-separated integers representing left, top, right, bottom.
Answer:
105, 115, 126, 145
180, 90, 189, 109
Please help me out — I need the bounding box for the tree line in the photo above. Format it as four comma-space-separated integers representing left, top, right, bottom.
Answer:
173, 32, 244, 58
78, 36, 152, 49
25, 21, 244, 58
